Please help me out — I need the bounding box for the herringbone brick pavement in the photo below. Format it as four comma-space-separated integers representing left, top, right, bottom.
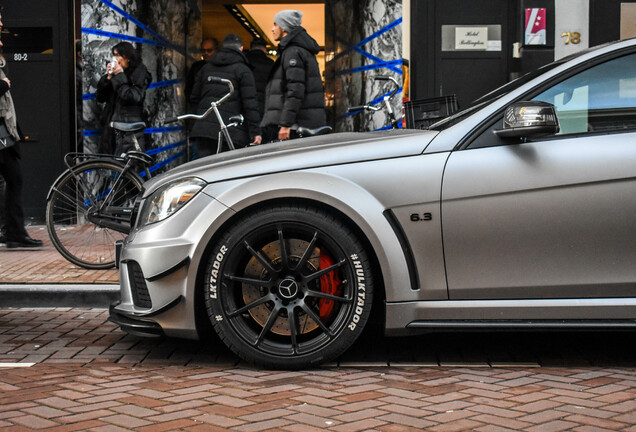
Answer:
0, 226, 119, 284
1, 308, 636, 431
1, 359, 636, 430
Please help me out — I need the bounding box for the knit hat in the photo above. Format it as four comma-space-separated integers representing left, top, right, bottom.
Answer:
274, 10, 303, 32
222, 33, 242, 50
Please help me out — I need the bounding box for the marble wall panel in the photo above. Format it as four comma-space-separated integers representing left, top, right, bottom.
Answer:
81, 0, 201, 171
326, 0, 403, 132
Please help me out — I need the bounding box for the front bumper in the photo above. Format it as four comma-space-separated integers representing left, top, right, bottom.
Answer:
108, 303, 165, 338
109, 190, 234, 339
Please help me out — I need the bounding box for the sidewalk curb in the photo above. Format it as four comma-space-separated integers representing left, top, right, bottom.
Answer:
0, 285, 119, 308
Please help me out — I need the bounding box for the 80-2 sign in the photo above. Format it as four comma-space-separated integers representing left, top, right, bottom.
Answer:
13, 53, 28, 61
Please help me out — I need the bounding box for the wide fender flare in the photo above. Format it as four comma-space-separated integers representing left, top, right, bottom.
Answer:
203, 170, 412, 299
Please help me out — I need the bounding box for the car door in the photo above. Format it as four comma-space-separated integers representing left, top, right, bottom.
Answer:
441, 51, 636, 300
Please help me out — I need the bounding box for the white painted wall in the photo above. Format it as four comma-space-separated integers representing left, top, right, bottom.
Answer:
555, 0, 589, 60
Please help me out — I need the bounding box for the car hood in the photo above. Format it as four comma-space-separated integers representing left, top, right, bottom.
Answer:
143, 129, 437, 195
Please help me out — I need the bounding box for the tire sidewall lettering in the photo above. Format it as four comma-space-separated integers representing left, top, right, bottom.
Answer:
348, 255, 367, 331
209, 245, 228, 299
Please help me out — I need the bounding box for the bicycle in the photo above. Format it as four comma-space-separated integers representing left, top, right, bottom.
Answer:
46, 121, 152, 269
347, 75, 402, 129
46, 77, 243, 270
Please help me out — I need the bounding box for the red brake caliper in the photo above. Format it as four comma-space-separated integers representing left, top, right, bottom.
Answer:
319, 253, 342, 320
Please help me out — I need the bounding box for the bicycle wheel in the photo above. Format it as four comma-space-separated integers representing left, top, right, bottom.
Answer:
46, 159, 144, 269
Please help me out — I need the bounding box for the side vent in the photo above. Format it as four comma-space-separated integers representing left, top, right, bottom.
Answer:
383, 210, 420, 291
128, 261, 152, 308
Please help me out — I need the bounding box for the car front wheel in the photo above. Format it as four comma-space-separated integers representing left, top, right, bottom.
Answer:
204, 205, 374, 369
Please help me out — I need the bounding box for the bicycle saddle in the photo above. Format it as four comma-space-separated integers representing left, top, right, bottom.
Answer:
110, 121, 147, 133
297, 126, 333, 137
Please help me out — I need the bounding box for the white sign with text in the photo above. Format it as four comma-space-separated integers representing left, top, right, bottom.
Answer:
455, 27, 489, 50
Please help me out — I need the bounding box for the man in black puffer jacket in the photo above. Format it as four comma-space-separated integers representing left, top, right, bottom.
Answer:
261, 10, 326, 142
245, 39, 274, 118
190, 34, 262, 156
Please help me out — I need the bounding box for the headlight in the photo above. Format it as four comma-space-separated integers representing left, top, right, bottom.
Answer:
138, 177, 206, 226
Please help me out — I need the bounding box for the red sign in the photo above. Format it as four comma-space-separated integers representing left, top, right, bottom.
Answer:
525, 8, 547, 45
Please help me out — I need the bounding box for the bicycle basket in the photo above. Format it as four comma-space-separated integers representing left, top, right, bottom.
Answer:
403, 95, 459, 129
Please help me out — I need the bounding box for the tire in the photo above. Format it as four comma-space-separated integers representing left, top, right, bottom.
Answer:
204, 205, 374, 369
46, 160, 143, 269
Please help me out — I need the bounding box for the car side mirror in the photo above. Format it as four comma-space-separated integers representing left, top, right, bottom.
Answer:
494, 101, 560, 139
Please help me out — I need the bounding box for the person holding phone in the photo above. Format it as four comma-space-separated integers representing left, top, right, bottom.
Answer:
95, 42, 152, 155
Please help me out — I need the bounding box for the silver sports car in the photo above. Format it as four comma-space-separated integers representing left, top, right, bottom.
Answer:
110, 38, 636, 368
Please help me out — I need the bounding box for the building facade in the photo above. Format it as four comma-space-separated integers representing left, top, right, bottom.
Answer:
410, 0, 636, 108
1, 0, 632, 218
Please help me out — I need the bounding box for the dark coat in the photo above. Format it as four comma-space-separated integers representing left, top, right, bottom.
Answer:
245, 49, 274, 117
0, 79, 23, 160
96, 63, 151, 154
185, 59, 206, 102
261, 27, 326, 129
189, 47, 261, 148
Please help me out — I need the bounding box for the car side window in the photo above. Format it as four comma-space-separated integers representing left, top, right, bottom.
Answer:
532, 53, 636, 135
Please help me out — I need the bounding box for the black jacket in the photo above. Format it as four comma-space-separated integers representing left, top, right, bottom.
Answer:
261, 27, 326, 129
96, 63, 151, 153
190, 47, 261, 148
185, 59, 206, 102
245, 49, 274, 117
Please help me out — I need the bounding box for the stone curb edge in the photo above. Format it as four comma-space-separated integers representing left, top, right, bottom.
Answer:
0, 285, 119, 308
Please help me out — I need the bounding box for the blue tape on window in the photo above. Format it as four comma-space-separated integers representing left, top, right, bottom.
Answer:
148, 79, 182, 89
83, 79, 180, 101
82, 27, 167, 47
374, 122, 403, 131
97, 0, 169, 46
145, 141, 186, 156
342, 87, 404, 119
96, 0, 190, 59
337, 59, 404, 76
147, 150, 186, 173
369, 87, 403, 106
144, 126, 183, 134
83, 128, 184, 137
331, 17, 402, 63
353, 47, 402, 75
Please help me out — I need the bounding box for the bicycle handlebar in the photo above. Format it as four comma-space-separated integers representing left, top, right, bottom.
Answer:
374, 75, 400, 98
209, 77, 235, 106
162, 78, 235, 125
347, 105, 381, 113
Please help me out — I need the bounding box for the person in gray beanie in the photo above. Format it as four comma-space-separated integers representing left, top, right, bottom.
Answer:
274, 9, 303, 33
260, 9, 326, 141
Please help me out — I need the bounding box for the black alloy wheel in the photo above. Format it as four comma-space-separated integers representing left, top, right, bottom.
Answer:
204, 205, 374, 369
